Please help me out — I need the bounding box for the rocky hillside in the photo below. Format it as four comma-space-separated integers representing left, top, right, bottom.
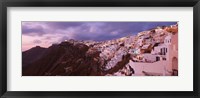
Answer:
22, 46, 46, 67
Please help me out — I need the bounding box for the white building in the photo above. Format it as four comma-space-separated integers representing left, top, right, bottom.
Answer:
130, 32, 178, 76
141, 53, 157, 62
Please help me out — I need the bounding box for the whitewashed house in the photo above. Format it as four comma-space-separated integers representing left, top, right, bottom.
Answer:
141, 53, 157, 62
130, 32, 178, 76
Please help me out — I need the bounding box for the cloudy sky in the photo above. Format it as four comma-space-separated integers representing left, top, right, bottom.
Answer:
22, 22, 177, 51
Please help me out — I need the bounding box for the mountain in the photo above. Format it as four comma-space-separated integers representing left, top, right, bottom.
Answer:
23, 42, 101, 76
22, 41, 131, 76
22, 46, 46, 67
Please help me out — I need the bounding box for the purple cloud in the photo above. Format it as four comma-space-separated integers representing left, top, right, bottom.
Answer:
33, 39, 42, 44
45, 36, 52, 40
22, 21, 177, 50
22, 24, 46, 36
45, 22, 83, 29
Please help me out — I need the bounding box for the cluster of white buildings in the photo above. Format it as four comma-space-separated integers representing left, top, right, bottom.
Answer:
63, 24, 178, 76
129, 24, 178, 76
104, 47, 128, 70
98, 24, 178, 76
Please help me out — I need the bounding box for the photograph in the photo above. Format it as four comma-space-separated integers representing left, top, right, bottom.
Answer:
22, 22, 178, 76
1, 0, 199, 97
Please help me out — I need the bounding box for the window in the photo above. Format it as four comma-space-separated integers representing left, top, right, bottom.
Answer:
163, 48, 166, 55
156, 57, 160, 61
161, 48, 166, 55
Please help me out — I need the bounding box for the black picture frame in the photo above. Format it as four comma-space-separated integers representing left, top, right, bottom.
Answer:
0, 0, 199, 98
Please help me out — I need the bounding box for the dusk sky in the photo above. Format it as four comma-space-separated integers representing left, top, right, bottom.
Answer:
22, 22, 177, 51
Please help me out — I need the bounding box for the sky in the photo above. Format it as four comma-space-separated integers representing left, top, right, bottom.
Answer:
22, 22, 177, 51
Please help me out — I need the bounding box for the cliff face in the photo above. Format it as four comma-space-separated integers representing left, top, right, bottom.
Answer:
23, 42, 102, 76
22, 41, 132, 76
